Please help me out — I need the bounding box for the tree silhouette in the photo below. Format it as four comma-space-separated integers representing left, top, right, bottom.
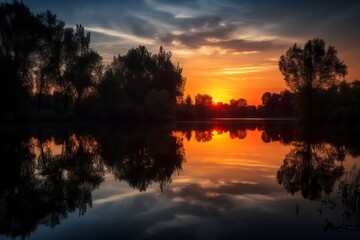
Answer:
230, 98, 247, 108
259, 91, 295, 116
153, 46, 186, 103
98, 46, 186, 118
195, 94, 213, 106
185, 94, 193, 106
69, 25, 102, 103
279, 38, 347, 120
36, 10, 65, 114
97, 66, 128, 116
0, 1, 42, 116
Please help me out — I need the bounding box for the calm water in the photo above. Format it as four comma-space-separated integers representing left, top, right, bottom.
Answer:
0, 122, 360, 239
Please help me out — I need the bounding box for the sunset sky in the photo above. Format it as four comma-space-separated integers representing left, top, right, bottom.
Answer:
22, 0, 360, 105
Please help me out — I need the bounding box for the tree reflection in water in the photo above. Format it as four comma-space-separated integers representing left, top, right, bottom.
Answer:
187, 122, 256, 142
276, 141, 345, 200
0, 123, 359, 238
269, 126, 360, 232
97, 126, 185, 192
0, 129, 105, 238
0, 125, 186, 238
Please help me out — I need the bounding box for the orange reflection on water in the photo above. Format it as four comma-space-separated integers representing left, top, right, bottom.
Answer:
172, 128, 289, 189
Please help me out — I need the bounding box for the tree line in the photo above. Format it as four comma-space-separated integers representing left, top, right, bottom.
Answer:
175, 90, 296, 119
181, 38, 360, 124
179, 38, 360, 124
1, 1, 359, 124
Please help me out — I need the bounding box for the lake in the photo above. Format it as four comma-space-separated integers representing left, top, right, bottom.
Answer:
0, 121, 359, 239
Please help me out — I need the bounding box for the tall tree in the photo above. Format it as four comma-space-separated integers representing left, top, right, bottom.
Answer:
278, 38, 347, 120
50, 25, 102, 112
36, 10, 65, 114
0, 1, 42, 115
153, 46, 186, 103
68, 25, 102, 103
185, 94, 193, 106
101, 46, 186, 108
122, 46, 154, 104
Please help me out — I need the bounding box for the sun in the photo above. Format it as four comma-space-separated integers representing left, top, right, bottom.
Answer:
214, 99, 219, 104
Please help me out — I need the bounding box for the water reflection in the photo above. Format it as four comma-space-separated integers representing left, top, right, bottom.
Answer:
0, 125, 185, 238
0, 130, 104, 238
97, 126, 185, 192
0, 123, 359, 239
277, 141, 345, 200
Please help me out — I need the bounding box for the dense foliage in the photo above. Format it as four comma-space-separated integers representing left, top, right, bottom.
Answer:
0, 1, 186, 121
279, 38, 348, 120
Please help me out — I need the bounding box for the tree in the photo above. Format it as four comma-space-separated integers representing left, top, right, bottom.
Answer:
97, 67, 127, 115
99, 46, 186, 112
121, 46, 154, 104
153, 46, 186, 103
230, 98, 247, 108
0, 1, 42, 115
49, 25, 102, 112
278, 38, 347, 120
261, 92, 271, 106
66, 25, 102, 103
36, 10, 65, 114
262, 92, 281, 116
47, 27, 75, 113
145, 89, 170, 116
185, 94, 193, 106
195, 94, 213, 106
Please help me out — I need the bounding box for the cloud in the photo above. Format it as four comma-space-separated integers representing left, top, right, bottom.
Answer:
157, 22, 282, 53
216, 65, 277, 75
93, 189, 146, 204
85, 26, 155, 45
145, 0, 205, 18
23, 0, 360, 80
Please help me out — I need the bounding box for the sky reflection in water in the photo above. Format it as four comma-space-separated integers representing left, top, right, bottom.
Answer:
0, 123, 359, 239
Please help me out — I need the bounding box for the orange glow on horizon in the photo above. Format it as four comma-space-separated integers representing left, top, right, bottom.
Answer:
100, 37, 357, 107
175, 50, 289, 106
170, 41, 358, 107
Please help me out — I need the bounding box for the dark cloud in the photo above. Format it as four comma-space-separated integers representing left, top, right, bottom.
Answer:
22, 0, 360, 63
23, 0, 360, 38
159, 31, 282, 52
156, 15, 235, 46
234, 0, 360, 44
120, 14, 158, 38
